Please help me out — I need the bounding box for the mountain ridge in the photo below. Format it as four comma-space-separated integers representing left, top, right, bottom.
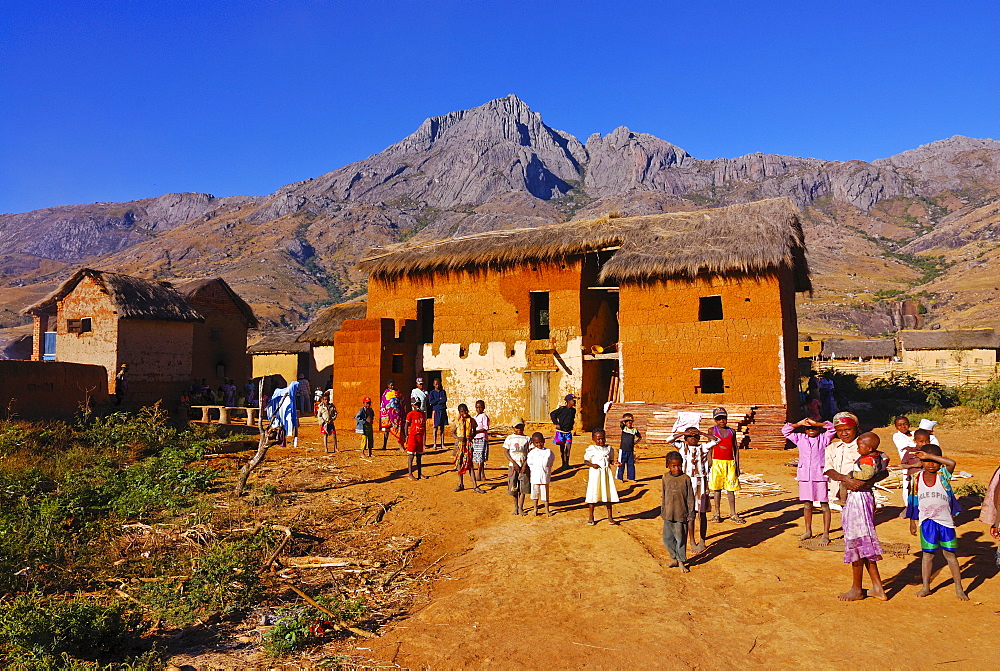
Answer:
1, 95, 998, 335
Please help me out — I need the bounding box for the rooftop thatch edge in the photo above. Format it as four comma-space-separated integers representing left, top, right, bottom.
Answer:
821, 338, 897, 359
297, 301, 367, 344
170, 277, 260, 329
248, 331, 311, 354
357, 198, 811, 291
899, 328, 1000, 351
23, 268, 204, 322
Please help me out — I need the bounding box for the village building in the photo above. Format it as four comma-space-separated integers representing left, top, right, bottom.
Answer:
248, 331, 312, 386
22, 268, 256, 407
332, 198, 810, 444
296, 301, 367, 388
897, 328, 999, 385
813, 337, 898, 380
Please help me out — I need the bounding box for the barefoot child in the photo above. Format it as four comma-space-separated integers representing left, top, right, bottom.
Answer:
355, 397, 375, 457
825, 432, 889, 601
617, 413, 641, 482
526, 433, 554, 516
910, 445, 967, 600
504, 418, 531, 515
662, 451, 696, 572
404, 398, 426, 480
317, 395, 338, 452
584, 429, 620, 525
782, 418, 835, 544
453, 404, 484, 493
670, 426, 715, 553
472, 400, 491, 482
893, 416, 940, 508
708, 408, 745, 524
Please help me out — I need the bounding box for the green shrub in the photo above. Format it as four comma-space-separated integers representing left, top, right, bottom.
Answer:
955, 482, 988, 499
0, 593, 141, 662
264, 596, 367, 657
962, 377, 1000, 414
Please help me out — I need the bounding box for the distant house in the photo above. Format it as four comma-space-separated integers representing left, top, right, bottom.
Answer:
798, 335, 821, 358
335, 198, 810, 438
248, 331, 311, 386
898, 328, 999, 385
23, 268, 256, 406
821, 338, 897, 361
296, 301, 367, 389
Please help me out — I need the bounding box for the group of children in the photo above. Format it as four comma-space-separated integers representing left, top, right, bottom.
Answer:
343, 386, 988, 600
779, 411, 969, 601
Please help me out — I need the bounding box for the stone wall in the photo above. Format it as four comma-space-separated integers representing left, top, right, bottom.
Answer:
0, 360, 109, 419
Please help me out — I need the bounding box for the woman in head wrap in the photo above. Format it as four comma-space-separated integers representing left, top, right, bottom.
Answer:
380, 380, 403, 450
824, 412, 861, 508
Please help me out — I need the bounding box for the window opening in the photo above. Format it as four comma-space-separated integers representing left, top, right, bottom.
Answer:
698, 296, 724, 321
43, 332, 57, 361
210, 328, 222, 342
391, 354, 404, 374
699, 369, 725, 394
530, 291, 550, 340
417, 298, 434, 344
67, 318, 92, 334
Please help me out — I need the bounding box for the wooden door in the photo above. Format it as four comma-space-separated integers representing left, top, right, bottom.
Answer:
529, 371, 549, 422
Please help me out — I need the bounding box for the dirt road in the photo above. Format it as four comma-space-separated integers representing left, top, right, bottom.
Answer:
188, 421, 1000, 669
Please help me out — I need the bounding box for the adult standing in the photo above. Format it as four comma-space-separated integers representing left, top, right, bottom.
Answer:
114, 364, 128, 406
550, 394, 577, 470
428, 377, 449, 450
380, 380, 403, 450
410, 377, 429, 448
824, 412, 860, 508
818, 372, 837, 419
222, 378, 237, 407
296, 374, 312, 416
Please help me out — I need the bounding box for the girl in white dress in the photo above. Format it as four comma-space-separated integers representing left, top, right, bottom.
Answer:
584, 429, 620, 525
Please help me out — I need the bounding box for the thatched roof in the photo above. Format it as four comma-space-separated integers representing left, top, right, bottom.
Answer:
247, 331, 310, 354
358, 198, 811, 291
899, 328, 1000, 351
22, 268, 204, 322
822, 338, 897, 359
297, 301, 367, 344
170, 277, 259, 328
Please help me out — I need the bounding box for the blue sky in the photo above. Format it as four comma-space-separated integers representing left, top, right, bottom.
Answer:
1, 0, 997, 214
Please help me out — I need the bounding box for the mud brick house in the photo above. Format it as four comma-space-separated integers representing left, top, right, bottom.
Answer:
332, 198, 810, 438
23, 269, 256, 406
897, 328, 1000, 385
296, 301, 367, 389
248, 331, 311, 386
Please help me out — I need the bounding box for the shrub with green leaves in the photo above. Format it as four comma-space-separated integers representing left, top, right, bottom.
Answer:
0, 593, 141, 663
264, 596, 367, 657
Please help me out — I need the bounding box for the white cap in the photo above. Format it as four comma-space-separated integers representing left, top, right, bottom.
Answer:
918, 418, 937, 431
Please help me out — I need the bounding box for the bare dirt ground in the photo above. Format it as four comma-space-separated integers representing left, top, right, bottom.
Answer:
171, 419, 999, 670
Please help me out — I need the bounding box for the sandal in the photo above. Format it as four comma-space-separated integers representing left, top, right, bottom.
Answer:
473, 487, 486, 494
729, 515, 747, 525
454, 485, 465, 492
711, 515, 725, 523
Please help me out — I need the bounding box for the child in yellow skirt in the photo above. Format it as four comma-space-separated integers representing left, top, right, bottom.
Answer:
708, 407, 745, 524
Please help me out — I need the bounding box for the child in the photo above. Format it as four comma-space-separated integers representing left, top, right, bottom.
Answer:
454, 404, 484, 494
503, 418, 531, 515
428, 378, 449, 450
584, 429, 620, 526
669, 426, 715, 553
910, 445, 967, 600
902, 429, 935, 519
526, 432, 554, 516
472, 400, 491, 482
404, 398, 426, 480
708, 408, 745, 524
550, 394, 577, 469
824, 432, 888, 601
355, 397, 375, 458
617, 413, 642, 482
893, 416, 939, 508
317, 395, 338, 453
782, 418, 835, 544
980, 462, 1000, 568
661, 451, 696, 572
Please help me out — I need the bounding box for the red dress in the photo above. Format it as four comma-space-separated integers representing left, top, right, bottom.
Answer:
405, 410, 425, 454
